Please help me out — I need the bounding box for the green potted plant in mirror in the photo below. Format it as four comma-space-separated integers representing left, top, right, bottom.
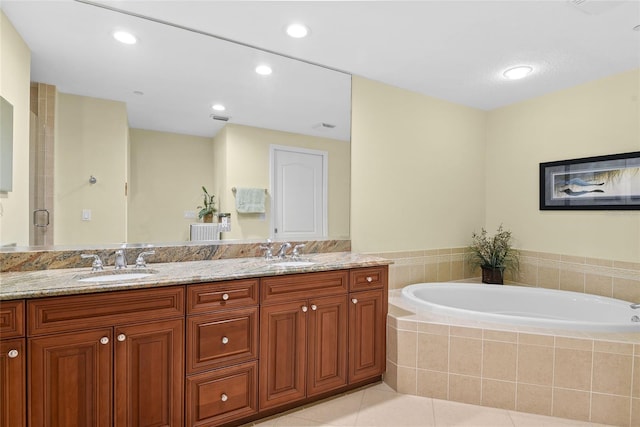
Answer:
197, 186, 217, 223
467, 224, 519, 284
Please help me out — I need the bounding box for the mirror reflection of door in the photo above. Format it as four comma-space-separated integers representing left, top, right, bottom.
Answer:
271, 146, 327, 240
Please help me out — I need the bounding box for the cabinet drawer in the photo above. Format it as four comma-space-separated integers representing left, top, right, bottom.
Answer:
187, 307, 258, 374
186, 361, 258, 426
350, 266, 388, 291
0, 300, 24, 339
261, 270, 348, 304
28, 286, 184, 336
187, 279, 258, 314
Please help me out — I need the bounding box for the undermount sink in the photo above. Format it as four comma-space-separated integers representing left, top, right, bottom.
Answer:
270, 261, 316, 268
76, 270, 156, 283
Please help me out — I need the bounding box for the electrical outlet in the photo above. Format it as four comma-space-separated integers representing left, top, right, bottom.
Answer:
82, 209, 91, 221
184, 210, 196, 219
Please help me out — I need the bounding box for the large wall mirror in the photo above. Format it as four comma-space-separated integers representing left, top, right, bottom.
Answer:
2, 0, 351, 249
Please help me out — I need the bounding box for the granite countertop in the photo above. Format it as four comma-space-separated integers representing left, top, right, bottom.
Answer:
0, 252, 392, 300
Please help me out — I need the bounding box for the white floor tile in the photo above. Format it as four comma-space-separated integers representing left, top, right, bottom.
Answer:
289, 391, 364, 426
508, 411, 606, 427
357, 392, 435, 426
432, 399, 515, 427
243, 383, 616, 427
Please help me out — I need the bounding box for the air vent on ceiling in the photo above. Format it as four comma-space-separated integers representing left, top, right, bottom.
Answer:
567, 0, 625, 15
312, 122, 336, 130
210, 114, 229, 122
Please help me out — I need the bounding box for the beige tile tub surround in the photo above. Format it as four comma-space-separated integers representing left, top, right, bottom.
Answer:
370, 248, 640, 302
386, 315, 639, 427
380, 247, 639, 426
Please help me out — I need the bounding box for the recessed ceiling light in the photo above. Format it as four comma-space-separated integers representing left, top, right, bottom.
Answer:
286, 23, 309, 38
212, 104, 226, 111
255, 65, 272, 76
503, 66, 533, 80
113, 30, 137, 45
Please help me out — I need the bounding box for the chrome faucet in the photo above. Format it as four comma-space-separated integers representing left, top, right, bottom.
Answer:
114, 249, 127, 270
291, 244, 306, 259
260, 239, 275, 260
135, 250, 155, 268
631, 303, 640, 309
81, 254, 104, 271
275, 242, 291, 259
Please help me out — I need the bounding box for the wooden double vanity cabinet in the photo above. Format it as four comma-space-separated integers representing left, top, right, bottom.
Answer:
0, 264, 388, 427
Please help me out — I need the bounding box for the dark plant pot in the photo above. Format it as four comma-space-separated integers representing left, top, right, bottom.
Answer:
481, 266, 504, 285
203, 213, 215, 223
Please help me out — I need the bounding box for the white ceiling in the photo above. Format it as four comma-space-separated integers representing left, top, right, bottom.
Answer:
3, 0, 639, 139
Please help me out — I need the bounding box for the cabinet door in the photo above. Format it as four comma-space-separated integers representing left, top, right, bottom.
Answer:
307, 295, 348, 396
29, 329, 113, 427
259, 300, 307, 410
114, 319, 184, 427
1, 338, 25, 427
348, 289, 386, 383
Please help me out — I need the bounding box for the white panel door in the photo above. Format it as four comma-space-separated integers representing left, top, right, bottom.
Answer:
272, 146, 327, 240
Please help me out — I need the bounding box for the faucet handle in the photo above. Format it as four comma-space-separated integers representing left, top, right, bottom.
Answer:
260, 239, 274, 260
135, 250, 156, 268
81, 254, 104, 272
292, 244, 306, 259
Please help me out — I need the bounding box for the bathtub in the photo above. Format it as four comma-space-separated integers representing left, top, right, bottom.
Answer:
401, 282, 639, 332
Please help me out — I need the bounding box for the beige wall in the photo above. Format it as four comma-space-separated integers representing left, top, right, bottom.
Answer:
218, 123, 351, 241
350, 76, 487, 253
54, 93, 128, 245
128, 128, 214, 243
486, 69, 640, 262
0, 11, 30, 246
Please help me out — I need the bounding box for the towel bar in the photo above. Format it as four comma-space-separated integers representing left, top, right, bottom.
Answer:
232, 187, 267, 194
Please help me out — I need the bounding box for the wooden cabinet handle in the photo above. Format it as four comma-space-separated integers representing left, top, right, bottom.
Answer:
366, 276, 373, 283
7, 349, 18, 358
222, 293, 230, 301
100, 337, 109, 345
311, 304, 317, 311
301, 306, 308, 312
351, 298, 358, 304
117, 334, 126, 342
221, 393, 228, 402
221, 336, 229, 344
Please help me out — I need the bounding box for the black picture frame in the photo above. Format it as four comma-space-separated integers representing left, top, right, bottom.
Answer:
539, 151, 640, 210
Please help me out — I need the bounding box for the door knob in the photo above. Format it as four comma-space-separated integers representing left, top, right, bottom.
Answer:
100, 337, 109, 345
351, 298, 358, 304
7, 349, 18, 358
117, 334, 126, 342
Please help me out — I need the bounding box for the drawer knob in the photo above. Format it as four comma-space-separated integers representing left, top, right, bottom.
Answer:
222, 293, 230, 301
117, 334, 126, 342
7, 349, 18, 358
221, 393, 228, 402
311, 304, 317, 311
301, 305, 308, 312
352, 298, 358, 304
366, 276, 373, 283
221, 336, 229, 344
100, 337, 109, 345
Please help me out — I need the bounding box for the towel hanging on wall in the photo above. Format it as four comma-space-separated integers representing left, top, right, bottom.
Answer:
235, 187, 266, 213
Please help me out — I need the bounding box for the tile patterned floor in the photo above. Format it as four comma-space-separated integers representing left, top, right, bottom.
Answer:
244, 382, 615, 427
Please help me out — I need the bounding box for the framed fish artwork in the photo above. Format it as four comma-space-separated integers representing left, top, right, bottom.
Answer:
540, 151, 640, 210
